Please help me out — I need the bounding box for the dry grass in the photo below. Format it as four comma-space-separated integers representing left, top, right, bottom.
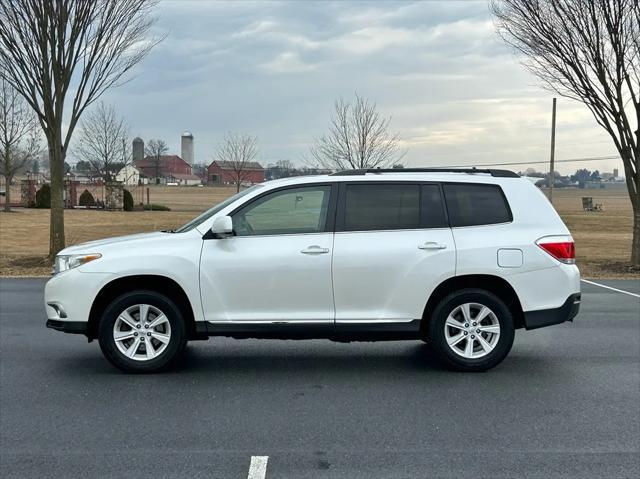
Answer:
0, 209, 197, 275
0, 185, 637, 278
547, 189, 636, 278
138, 185, 239, 212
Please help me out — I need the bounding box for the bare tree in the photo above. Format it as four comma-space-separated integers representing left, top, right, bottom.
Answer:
276, 160, 294, 178
74, 102, 130, 183
216, 133, 259, 192
191, 162, 209, 183
145, 139, 168, 184
0, 77, 40, 211
0, 0, 162, 258
311, 93, 405, 170
491, 0, 640, 266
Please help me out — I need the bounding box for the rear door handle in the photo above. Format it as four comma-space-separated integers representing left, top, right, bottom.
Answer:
301, 245, 330, 254
418, 242, 447, 250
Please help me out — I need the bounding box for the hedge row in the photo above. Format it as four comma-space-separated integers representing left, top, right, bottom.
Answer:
31, 185, 144, 211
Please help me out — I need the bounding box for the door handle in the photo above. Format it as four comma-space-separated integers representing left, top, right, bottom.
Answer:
418, 242, 447, 250
301, 245, 330, 254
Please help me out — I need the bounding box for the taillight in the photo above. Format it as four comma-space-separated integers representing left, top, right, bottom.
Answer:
537, 237, 575, 264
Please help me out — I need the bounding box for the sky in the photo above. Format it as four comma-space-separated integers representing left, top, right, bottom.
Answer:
95, 0, 622, 175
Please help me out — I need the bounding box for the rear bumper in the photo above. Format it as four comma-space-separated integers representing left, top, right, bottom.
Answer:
523, 293, 581, 330
46, 319, 88, 335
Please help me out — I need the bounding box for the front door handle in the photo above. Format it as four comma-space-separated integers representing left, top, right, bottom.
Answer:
301, 245, 330, 254
418, 242, 447, 250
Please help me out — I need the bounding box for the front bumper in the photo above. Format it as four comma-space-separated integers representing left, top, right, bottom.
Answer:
46, 319, 88, 335
44, 269, 114, 336
523, 293, 581, 330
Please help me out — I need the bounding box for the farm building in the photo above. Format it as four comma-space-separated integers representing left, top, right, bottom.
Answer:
167, 173, 202, 186
134, 155, 199, 185
207, 160, 265, 185
116, 165, 147, 185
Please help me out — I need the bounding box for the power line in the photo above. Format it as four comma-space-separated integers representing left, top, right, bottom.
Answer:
448, 155, 620, 168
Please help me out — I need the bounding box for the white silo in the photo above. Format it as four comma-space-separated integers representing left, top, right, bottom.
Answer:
181, 131, 194, 166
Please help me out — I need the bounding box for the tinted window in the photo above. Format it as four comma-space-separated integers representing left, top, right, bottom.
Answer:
421, 184, 447, 228
232, 186, 331, 236
443, 184, 511, 227
343, 184, 420, 231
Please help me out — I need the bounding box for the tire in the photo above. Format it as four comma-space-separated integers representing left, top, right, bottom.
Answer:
98, 290, 187, 373
427, 288, 515, 372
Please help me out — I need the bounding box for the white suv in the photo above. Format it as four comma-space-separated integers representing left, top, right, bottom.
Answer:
45, 168, 581, 373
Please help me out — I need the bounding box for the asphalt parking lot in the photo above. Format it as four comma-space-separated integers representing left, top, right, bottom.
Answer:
1, 278, 639, 478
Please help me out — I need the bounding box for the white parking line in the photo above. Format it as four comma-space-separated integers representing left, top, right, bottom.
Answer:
247, 456, 269, 479
581, 279, 640, 298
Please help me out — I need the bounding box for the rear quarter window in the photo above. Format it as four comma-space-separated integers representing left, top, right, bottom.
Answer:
443, 183, 512, 227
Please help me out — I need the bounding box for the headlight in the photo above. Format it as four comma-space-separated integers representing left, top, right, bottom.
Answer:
53, 253, 102, 274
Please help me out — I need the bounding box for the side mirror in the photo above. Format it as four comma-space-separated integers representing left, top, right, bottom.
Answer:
211, 215, 233, 238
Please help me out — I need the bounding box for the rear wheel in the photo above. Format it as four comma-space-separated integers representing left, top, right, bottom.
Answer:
98, 291, 186, 373
427, 289, 514, 372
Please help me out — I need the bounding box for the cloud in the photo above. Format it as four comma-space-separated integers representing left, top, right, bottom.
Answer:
233, 20, 280, 38
261, 52, 318, 74
85, 0, 622, 175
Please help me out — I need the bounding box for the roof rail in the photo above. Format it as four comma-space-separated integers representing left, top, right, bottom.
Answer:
329, 168, 520, 178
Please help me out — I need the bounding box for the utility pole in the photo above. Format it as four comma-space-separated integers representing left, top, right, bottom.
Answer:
549, 97, 557, 204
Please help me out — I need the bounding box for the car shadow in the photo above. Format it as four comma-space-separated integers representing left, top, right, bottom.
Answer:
46, 340, 558, 380
171, 341, 446, 374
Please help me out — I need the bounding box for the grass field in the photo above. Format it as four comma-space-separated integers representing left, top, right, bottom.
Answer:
0, 185, 637, 278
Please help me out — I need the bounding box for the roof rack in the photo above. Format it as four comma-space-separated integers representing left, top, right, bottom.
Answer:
329, 168, 519, 178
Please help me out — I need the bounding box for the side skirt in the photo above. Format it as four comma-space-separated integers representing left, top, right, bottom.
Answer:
194, 319, 423, 342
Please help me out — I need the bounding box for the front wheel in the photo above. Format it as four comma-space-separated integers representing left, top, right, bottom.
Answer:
98, 291, 186, 373
427, 289, 515, 372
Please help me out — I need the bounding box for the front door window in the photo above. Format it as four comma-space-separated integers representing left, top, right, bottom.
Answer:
233, 186, 332, 236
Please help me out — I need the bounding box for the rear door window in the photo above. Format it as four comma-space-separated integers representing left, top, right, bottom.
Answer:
342, 184, 420, 231
443, 183, 512, 227
421, 184, 448, 228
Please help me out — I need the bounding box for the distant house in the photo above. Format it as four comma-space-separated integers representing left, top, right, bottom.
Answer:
134, 155, 194, 184
167, 172, 201, 186
207, 160, 265, 185
116, 165, 147, 186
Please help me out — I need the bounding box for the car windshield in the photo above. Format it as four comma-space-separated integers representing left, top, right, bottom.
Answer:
174, 185, 263, 233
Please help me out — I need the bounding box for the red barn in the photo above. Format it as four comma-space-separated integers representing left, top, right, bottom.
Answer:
207, 160, 265, 185
134, 155, 198, 184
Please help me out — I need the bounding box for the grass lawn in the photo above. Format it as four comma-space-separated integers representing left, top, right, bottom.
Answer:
0, 185, 637, 278
549, 188, 635, 278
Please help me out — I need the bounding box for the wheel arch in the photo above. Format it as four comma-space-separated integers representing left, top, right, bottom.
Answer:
88, 275, 198, 340
421, 274, 525, 336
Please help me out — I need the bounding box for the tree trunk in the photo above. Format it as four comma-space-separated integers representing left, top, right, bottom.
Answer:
48, 137, 66, 259
3, 146, 10, 212
3, 174, 11, 212
622, 145, 640, 268
617, 144, 640, 268
632, 199, 640, 268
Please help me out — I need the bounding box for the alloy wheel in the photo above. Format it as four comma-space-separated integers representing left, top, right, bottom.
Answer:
113, 304, 172, 361
443, 302, 501, 359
